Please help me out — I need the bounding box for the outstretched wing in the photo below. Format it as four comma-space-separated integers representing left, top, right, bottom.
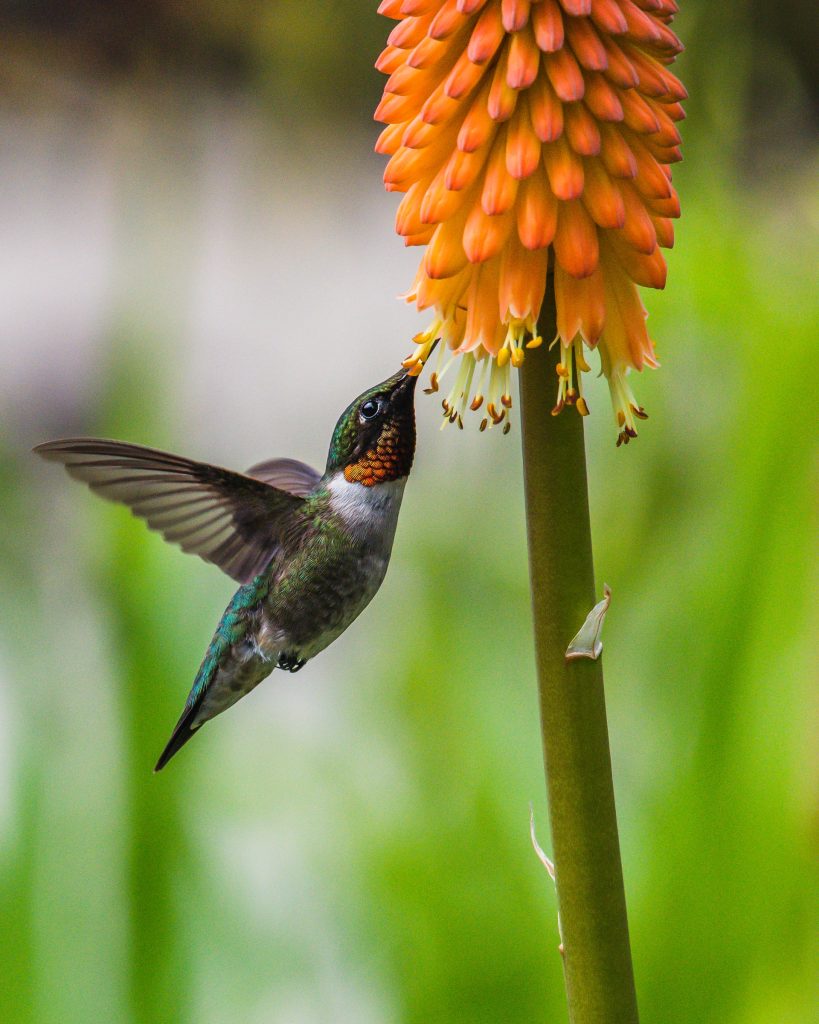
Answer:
246, 457, 321, 497
34, 438, 306, 583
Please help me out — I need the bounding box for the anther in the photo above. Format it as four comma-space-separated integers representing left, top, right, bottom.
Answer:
632, 405, 648, 420
497, 348, 511, 368
470, 394, 484, 411
551, 401, 565, 416
503, 422, 511, 435
479, 418, 488, 432
526, 336, 543, 348
510, 347, 525, 367
501, 393, 512, 409
576, 396, 590, 416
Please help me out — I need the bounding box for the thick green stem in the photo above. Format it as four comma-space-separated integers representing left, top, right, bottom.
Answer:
519, 284, 639, 1024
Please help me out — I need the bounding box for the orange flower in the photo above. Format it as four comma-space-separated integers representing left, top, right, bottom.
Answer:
375, 0, 685, 443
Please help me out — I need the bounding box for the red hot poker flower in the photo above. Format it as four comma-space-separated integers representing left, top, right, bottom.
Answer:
375, 0, 685, 443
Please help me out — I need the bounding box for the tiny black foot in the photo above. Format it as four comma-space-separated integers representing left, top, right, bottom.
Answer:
277, 651, 306, 673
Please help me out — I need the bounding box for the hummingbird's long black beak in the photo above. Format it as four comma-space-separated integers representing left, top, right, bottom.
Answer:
384, 363, 419, 394
381, 337, 439, 398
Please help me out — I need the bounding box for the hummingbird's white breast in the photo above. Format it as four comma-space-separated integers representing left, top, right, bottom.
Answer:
326, 472, 407, 555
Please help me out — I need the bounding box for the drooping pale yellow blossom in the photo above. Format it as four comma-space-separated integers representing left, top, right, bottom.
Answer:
375, 0, 685, 443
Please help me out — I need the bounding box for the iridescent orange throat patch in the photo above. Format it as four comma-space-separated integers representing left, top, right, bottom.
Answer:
343, 422, 414, 487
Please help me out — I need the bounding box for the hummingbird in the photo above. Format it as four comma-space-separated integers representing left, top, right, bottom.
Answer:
35, 366, 419, 770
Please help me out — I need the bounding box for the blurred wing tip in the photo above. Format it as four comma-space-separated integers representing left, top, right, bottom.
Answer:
33, 438, 127, 460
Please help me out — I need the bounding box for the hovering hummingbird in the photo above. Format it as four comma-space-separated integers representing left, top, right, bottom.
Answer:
35, 366, 419, 770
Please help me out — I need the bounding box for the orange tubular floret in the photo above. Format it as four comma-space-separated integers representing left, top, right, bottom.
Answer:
505, 97, 541, 179
582, 158, 626, 229
487, 47, 519, 121
582, 73, 624, 123
396, 178, 432, 236
544, 46, 585, 102
425, 200, 473, 277
445, 130, 495, 189
507, 26, 540, 89
467, 3, 505, 64
481, 128, 520, 213
600, 37, 639, 88
463, 202, 515, 262
501, 0, 530, 34
421, 166, 468, 223
543, 135, 584, 200
604, 232, 668, 290
553, 199, 599, 278
387, 14, 435, 51
564, 102, 602, 156
500, 235, 548, 319
516, 168, 558, 249
614, 180, 657, 254
564, 16, 608, 72
429, 0, 467, 39
555, 263, 606, 345
589, 0, 628, 36
529, 73, 564, 141
599, 123, 638, 177
560, 0, 592, 17
532, 0, 564, 52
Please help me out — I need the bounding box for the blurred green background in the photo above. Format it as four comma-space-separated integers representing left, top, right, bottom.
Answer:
1, 2, 817, 1022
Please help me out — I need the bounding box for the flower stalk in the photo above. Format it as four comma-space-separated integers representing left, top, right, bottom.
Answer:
520, 280, 638, 1023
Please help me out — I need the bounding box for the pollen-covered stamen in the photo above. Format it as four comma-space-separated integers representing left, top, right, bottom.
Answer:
433, 345, 462, 425
402, 322, 441, 376
481, 355, 513, 429
609, 368, 649, 447
552, 336, 591, 418
441, 353, 477, 426
498, 317, 535, 370
468, 352, 490, 412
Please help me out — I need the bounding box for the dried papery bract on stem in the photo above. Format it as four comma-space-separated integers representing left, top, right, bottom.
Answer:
376, 0, 685, 444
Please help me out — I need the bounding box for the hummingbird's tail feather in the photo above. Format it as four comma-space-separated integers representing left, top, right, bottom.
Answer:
154, 644, 223, 771
154, 705, 202, 772
154, 577, 275, 771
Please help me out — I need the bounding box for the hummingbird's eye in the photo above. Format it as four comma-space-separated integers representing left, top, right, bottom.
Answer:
360, 399, 381, 421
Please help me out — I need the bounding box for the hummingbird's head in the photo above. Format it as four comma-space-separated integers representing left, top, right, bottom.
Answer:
326, 367, 418, 485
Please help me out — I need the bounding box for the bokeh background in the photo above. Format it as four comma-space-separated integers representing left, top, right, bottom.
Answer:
1, 2, 817, 1022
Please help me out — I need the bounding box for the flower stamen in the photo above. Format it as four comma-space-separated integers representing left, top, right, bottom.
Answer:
554, 336, 591, 419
